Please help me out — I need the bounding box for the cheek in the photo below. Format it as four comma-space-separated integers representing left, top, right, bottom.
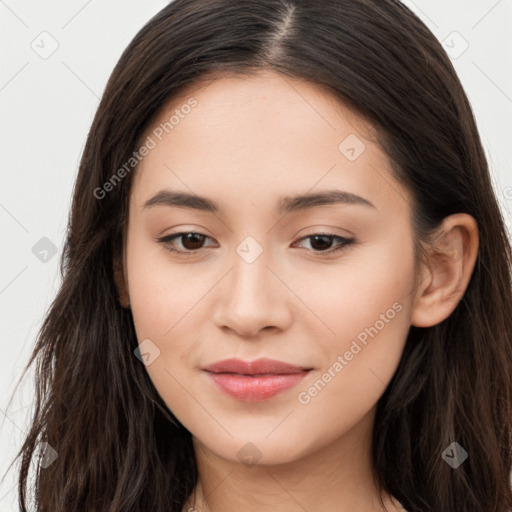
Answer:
292, 239, 414, 404
294, 238, 415, 347
126, 235, 206, 338
295, 305, 410, 448
125, 237, 211, 412
125, 247, 202, 428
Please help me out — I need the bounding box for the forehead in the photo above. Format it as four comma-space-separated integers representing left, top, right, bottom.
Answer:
130, 69, 411, 216
148, 69, 373, 142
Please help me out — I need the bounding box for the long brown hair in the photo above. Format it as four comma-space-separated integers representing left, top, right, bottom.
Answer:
13, 1, 512, 510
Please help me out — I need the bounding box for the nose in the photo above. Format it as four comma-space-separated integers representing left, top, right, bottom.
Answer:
211, 244, 293, 339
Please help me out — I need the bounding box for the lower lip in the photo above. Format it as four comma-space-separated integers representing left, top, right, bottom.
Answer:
205, 371, 310, 401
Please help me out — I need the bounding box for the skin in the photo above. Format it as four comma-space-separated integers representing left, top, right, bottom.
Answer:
114, 69, 479, 512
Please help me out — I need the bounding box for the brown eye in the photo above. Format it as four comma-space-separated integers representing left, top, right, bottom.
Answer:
179, 233, 207, 250
308, 235, 335, 251
157, 232, 216, 254
293, 233, 355, 256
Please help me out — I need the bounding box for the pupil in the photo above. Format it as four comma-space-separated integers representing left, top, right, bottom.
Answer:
310, 235, 332, 251
183, 233, 204, 250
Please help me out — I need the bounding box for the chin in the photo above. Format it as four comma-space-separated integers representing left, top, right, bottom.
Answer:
194, 429, 316, 467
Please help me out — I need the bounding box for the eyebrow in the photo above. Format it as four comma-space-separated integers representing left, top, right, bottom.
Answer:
143, 189, 376, 214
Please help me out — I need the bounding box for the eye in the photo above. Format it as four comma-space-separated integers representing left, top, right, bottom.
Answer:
156, 232, 217, 255
292, 233, 355, 256
155, 232, 355, 257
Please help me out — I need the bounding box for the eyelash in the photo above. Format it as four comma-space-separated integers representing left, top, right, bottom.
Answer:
155, 231, 355, 258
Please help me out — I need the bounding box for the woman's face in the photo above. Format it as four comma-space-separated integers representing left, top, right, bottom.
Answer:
122, 69, 420, 465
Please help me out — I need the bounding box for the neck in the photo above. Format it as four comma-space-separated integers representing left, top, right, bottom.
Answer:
183, 408, 403, 512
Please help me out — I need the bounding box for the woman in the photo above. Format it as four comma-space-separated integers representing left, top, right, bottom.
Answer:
15, 0, 512, 511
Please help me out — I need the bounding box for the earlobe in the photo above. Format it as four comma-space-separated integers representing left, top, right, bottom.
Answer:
113, 255, 130, 309
411, 213, 479, 328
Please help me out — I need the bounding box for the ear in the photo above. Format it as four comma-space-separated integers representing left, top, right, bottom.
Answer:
411, 213, 479, 328
113, 253, 130, 309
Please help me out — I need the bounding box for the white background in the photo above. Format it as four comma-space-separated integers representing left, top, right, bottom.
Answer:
1, 1, 511, 509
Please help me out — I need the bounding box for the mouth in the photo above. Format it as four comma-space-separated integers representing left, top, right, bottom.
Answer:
202, 358, 313, 401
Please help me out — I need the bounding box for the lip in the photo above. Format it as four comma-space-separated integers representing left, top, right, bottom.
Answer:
202, 358, 312, 401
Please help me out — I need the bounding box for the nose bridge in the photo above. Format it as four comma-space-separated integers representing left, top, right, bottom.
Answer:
212, 236, 291, 336
231, 241, 272, 302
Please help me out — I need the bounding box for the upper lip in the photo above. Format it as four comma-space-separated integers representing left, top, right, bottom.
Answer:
202, 357, 312, 375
